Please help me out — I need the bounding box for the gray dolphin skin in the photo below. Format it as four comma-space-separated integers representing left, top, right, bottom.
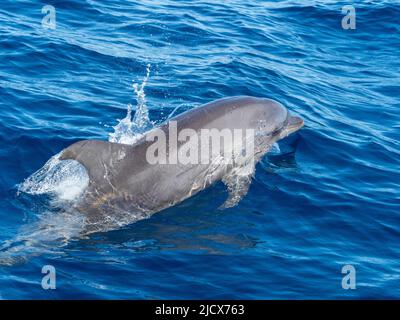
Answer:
60, 96, 304, 233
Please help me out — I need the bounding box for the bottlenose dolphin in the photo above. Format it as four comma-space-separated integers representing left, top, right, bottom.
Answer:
60, 96, 303, 233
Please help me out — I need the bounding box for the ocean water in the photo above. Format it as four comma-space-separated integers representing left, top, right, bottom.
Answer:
0, 0, 399, 299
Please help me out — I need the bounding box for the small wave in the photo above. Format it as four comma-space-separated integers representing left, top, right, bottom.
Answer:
0, 210, 86, 266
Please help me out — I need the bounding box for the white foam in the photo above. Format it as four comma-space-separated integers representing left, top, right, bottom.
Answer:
18, 153, 89, 201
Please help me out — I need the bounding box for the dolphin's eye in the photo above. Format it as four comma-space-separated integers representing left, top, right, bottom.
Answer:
271, 127, 282, 136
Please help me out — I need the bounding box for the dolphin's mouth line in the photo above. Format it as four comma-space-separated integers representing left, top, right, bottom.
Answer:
265, 113, 303, 139
261, 113, 290, 138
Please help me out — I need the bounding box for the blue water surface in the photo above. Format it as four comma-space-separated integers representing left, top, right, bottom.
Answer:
0, 0, 399, 299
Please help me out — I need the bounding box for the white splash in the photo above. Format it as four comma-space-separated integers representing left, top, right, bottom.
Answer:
18, 153, 89, 201
269, 142, 281, 154
108, 64, 154, 145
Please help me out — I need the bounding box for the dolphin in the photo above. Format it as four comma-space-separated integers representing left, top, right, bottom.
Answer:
59, 96, 303, 233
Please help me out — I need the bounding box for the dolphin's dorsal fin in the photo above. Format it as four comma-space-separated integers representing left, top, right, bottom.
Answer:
59, 140, 131, 190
